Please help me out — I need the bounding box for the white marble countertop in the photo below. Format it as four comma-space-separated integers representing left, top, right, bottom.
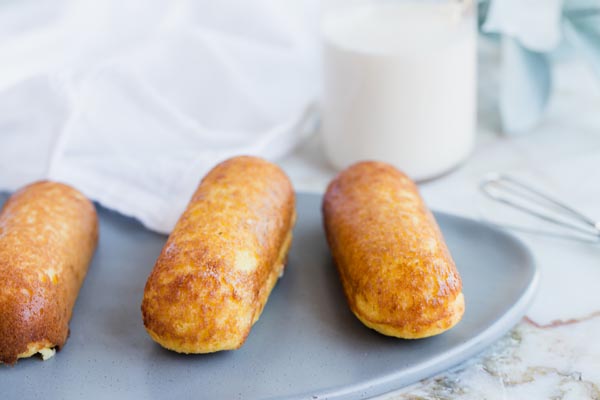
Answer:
279, 42, 600, 399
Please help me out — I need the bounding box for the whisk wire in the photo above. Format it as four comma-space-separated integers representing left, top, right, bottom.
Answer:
480, 174, 600, 243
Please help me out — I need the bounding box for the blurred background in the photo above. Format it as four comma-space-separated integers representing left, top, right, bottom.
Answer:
0, 0, 599, 234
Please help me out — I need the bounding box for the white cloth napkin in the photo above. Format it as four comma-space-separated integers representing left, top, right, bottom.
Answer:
0, 0, 319, 233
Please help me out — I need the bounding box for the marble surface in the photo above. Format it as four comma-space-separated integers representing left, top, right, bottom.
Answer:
279, 40, 600, 399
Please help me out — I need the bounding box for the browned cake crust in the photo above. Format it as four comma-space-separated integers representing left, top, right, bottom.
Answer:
0, 181, 98, 365
322, 161, 464, 339
141, 156, 296, 353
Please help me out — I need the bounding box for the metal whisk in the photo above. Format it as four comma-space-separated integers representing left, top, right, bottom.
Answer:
480, 173, 600, 243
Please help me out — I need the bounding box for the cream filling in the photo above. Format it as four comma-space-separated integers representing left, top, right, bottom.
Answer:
38, 347, 56, 360
16, 341, 56, 362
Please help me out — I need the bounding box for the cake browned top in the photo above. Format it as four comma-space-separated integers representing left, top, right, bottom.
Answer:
323, 161, 463, 338
0, 181, 98, 364
142, 156, 295, 352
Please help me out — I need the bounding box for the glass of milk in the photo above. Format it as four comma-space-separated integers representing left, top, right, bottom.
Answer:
321, 0, 476, 181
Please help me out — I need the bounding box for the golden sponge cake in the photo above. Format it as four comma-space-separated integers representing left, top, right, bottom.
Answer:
141, 156, 295, 353
0, 181, 98, 364
322, 161, 464, 339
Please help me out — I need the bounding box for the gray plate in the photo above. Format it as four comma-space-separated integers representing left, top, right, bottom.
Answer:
0, 192, 538, 399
